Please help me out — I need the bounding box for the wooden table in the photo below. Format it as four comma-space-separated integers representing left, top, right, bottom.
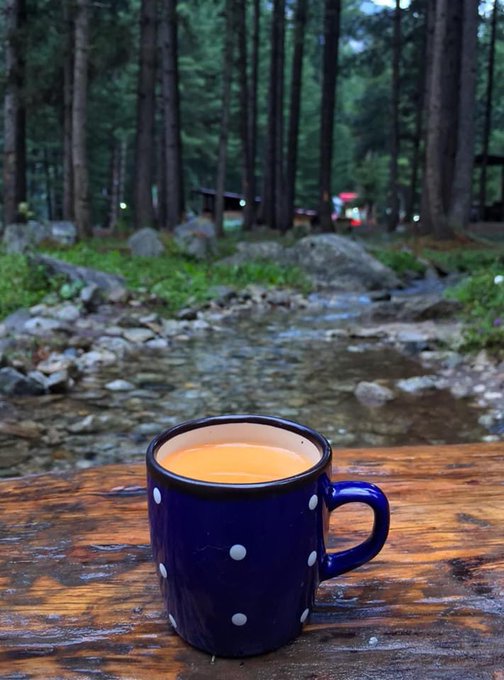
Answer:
1, 443, 503, 679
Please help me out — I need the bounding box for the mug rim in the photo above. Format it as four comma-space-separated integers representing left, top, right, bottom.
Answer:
146, 414, 332, 495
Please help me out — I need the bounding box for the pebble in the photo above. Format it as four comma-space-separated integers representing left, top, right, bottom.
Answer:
122, 328, 156, 343
105, 379, 135, 392
483, 392, 502, 400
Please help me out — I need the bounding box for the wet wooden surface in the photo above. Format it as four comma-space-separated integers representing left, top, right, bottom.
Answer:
0, 442, 503, 680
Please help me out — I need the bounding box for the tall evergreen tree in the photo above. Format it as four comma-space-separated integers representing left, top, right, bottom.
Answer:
72, 0, 91, 237
388, 0, 401, 232
318, 0, 341, 230
3, 0, 27, 225
160, 0, 184, 229
134, 0, 157, 229
286, 0, 308, 228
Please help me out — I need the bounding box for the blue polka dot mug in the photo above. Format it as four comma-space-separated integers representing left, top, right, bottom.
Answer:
146, 414, 390, 657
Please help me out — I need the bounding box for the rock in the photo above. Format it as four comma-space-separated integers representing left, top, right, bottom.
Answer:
162, 319, 183, 336
94, 336, 132, 357
122, 327, 156, 343
105, 286, 130, 304
207, 285, 238, 304
24, 316, 66, 335
146, 338, 169, 349
80, 283, 103, 311
76, 350, 116, 369
105, 379, 134, 391
397, 295, 463, 322
483, 391, 503, 401
396, 375, 439, 394
49, 221, 77, 246
173, 217, 217, 260
0, 419, 44, 439
176, 308, 198, 321
46, 370, 72, 393
36, 353, 75, 375
3, 309, 32, 333
0, 367, 47, 396
52, 303, 81, 322
128, 227, 165, 257
354, 381, 395, 407
2, 221, 50, 253
219, 241, 283, 266
67, 414, 100, 434
33, 254, 127, 296
450, 383, 470, 399
284, 235, 400, 291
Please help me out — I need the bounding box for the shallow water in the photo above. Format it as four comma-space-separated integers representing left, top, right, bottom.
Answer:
2, 292, 485, 477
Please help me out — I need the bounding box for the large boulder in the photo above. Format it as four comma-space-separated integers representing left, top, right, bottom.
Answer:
284, 235, 400, 291
33, 255, 128, 302
128, 227, 165, 257
49, 221, 77, 246
2, 221, 50, 253
174, 217, 217, 260
219, 241, 283, 266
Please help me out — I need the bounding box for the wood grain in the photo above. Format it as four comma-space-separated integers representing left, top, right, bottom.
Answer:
0, 443, 503, 680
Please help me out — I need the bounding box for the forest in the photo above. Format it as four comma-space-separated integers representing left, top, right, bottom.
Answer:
1, 0, 503, 240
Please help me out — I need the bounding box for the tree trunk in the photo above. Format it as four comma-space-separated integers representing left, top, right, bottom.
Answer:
3, 0, 27, 225
273, 0, 288, 232
478, 0, 498, 221
404, 1, 427, 225
134, 0, 157, 229
247, 0, 260, 229
160, 0, 184, 230
260, 0, 286, 229
108, 139, 120, 231
215, 0, 234, 238
318, 0, 341, 231
388, 0, 401, 232
72, 0, 91, 238
447, 0, 479, 231
286, 0, 308, 229
419, 0, 436, 235
62, 0, 74, 221
235, 0, 254, 231
422, 0, 450, 239
43, 147, 53, 221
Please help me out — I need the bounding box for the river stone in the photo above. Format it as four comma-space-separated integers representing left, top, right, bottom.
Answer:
2, 221, 50, 253
219, 241, 283, 266
288, 235, 399, 290
0, 367, 47, 396
46, 370, 72, 393
173, 217, 217, 260
128, 227, 165, 257
354, 381, 395, 407
36, 354, 75, 375
105, 379, 134, 391
76, 350, 116, 369
53, 303, 81, 323
122, 327, 156, 343
396, 375, 439, 393
80, 283, 103, 310
3, 309, 32, 333
24, 317, 66, 335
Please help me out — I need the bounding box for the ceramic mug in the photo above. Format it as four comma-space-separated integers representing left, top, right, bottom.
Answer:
146, 414, 390, 657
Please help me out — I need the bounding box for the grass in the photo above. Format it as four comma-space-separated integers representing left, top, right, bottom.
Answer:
0, 238, 310, 321
0, 252, 63, 320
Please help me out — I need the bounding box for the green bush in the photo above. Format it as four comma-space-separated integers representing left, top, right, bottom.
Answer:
447, 268, 504, 351
0, 252, 58, 319
371, 248, 426, 275
41, 241, 310, 313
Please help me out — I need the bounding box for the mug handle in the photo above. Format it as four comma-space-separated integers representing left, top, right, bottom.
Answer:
319, 480, 390, 581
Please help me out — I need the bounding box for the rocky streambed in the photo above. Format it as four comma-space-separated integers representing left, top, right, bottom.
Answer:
0, 281, 502, 478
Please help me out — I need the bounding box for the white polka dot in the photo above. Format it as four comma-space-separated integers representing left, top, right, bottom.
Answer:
159, 562, 167, 578
308, 494, 318, 510
169, 613, 177, 628
153, 487, 161, 504
307, 550, 317, 567
231, 613, 247, 626
300, 608, 309, 623
229, 544, 247, 561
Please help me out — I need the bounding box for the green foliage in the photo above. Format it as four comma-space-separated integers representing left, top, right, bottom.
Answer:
0, 252, 59, 319
424, 248, 504, 273
41, 240, 310, 313
371, 247, 426, 275
447, 268, 504, 351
